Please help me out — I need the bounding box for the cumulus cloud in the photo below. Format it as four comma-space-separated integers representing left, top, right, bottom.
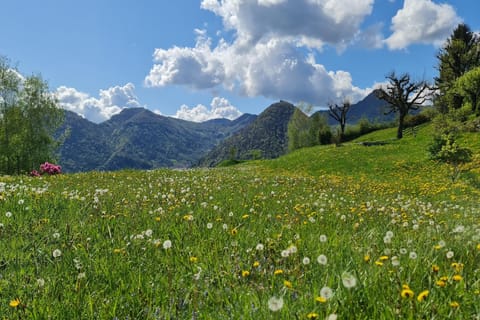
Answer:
56, 83, 141, 123
200, 0, 374, 48
174, 97, 243, 122
385, 0, 461, 50
146, 0, 376, 106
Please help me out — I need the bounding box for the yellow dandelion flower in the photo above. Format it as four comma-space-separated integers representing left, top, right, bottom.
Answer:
432, 264, 440, 273
417, 290, 429, 302
436, 280, 447, 287
113, 248, 123, 254
315, 296, 327, 303
450, 301, 460, 308
253, 261, 260, 268
274, 269, 284, 275
452, 274, 463, 282
402, 284, 410, 290
440, 276, 449, 282
230, 228, 238, 236
9, 298, 20, 308
242, 270, 250, 278
379, 255, 389, 261
242, 214, 249, 219
401, 288, 414, 299
283, 280, 292, 288
375, 261, 383, 266
183, 214, 193, 221
155, 217, 161, 222
189, 256, 198, 263
307, 312, 319, 319
477, 244, 480, 250
451, 262, 464, 272
363, 255, 370, 263
434, 245, 442, 250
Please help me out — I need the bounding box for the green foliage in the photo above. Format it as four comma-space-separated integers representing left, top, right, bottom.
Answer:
429, 133, 473, 181
288, 108, 332, 152
0, 56, 64, 174
435, 23, 480, 112
453, 66, 480, 114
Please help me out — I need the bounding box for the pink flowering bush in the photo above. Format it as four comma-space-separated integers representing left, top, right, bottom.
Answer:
30, 162, 62, 176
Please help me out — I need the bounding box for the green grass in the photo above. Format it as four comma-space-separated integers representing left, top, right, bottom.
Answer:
1, 124, 479, 319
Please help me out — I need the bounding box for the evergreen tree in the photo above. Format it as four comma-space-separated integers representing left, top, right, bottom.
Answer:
435, 24, 480, 112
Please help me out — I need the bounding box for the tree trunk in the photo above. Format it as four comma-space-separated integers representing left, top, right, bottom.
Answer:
397, 113, 405, 139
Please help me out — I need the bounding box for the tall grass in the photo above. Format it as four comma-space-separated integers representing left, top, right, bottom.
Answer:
1, 124, 479, 319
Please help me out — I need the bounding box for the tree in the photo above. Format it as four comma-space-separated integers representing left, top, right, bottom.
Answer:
435, 23, 480, 112
0, 56, 64, 174
287, 107, 313, 152
376, 72, 431, 139
453, 66, 480, 115
328, 100, 351, 139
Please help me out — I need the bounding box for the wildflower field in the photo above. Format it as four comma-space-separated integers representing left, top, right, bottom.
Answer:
1, 125, 480, 319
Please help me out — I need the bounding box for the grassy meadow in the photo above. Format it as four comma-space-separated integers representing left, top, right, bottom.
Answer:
1, 125, 480, 319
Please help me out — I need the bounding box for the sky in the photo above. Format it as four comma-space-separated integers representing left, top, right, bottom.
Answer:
0, 0, 479, 123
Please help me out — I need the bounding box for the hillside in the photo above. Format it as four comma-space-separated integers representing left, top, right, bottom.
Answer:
197, 100, 296, 167
58, 109, 256, 172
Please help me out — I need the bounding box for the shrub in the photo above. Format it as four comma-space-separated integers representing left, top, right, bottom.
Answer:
31, 162, 62, 176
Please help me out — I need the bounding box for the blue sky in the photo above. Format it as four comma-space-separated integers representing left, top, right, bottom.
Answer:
1, 0, 478, 123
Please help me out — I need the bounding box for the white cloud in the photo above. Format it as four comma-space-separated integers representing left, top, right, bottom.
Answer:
146, 0, 376, 106
56, 83, 141, 123
385, 0, 461, 50
174, 97, 242, 122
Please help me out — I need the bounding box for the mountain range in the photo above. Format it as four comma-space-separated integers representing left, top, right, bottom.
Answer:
58, 91, 388, 172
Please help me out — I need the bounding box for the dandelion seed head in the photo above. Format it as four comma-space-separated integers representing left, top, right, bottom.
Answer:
317, 254, 328, 265
268, 296, 284, 312
52, 249, 62, 258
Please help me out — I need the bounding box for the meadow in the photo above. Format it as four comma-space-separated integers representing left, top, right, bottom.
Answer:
1, 125, 480, 319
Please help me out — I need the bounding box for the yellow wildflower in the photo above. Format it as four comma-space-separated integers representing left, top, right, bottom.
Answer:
9, 298, 20, 308
379, 255, 389, 261
363, 255, 370, 263
452, 274, 463, 282
242, 270, 250, 278
274, 269, 284, 275
283, 280, 292, 288
436, 280, 447, 287
450, 301, 460, 308
315, 296, 327, 303
253, 261, 260, 268
401, 288, 414, 299
242, 214, 249, 219
375, 261, 383, 266
417, 290, 429, 302
230, 228, 238, 236
307, 312, 319, 319
432, 265, 440, 273
189, 256, 198, 263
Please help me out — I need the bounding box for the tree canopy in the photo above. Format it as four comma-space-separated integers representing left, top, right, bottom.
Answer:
0, 56, 64, 175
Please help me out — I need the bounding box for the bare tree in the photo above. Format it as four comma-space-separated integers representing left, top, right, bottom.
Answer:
328, 100, 351, 139
376, 72, 431, 139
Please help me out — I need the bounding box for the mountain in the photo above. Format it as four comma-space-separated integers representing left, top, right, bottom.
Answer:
58, 108, 256, 172
197, 101, 296, 167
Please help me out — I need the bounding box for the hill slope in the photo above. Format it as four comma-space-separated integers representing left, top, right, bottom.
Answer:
197, 100, 296, 167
